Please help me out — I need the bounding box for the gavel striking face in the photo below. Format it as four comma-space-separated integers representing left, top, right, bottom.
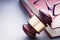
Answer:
23, 10, 52, 38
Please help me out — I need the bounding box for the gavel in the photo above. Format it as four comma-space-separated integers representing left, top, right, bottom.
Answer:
23, 10, 52, 38
20, 0, 52, 38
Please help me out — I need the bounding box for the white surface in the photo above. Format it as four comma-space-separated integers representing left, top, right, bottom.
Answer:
0, 0, 60, 40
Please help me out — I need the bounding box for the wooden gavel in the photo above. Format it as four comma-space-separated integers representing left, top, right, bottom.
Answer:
20, 0, 52, 38
23, 10, 52, 38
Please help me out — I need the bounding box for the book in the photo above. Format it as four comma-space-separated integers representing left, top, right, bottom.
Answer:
20, 0, 60, 38
45, 15, 60, 38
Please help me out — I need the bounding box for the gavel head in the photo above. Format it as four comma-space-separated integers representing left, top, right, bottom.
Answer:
23, 10, 52, 38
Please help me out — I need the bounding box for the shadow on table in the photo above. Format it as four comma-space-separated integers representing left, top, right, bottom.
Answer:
23, 36, 39, 40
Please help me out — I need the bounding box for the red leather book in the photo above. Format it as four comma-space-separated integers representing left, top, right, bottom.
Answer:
20, 0, 60, 38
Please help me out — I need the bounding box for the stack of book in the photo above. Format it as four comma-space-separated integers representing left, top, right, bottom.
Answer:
20, 0, 60, 38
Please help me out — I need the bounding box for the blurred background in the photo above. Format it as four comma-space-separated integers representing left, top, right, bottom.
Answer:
0, 0, 60, 40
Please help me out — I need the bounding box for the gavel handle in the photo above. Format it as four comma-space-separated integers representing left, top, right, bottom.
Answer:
20, 0, 40, 18
20, 0, 34, 18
